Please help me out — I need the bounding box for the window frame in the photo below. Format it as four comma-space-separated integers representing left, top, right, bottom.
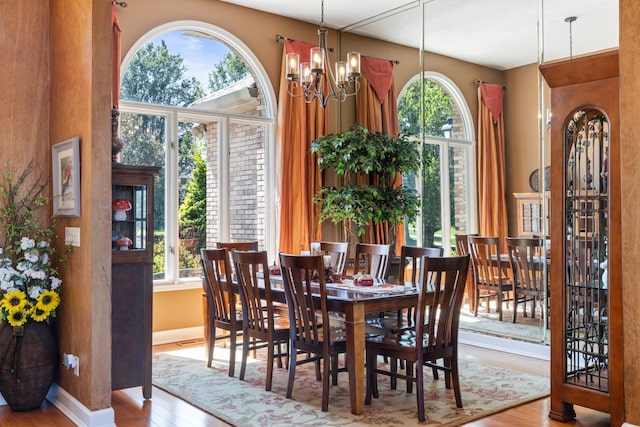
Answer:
119, 21, 277, 290
399, 71, 477, 253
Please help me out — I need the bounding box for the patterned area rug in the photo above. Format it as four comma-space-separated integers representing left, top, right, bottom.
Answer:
152, 346, 549, 426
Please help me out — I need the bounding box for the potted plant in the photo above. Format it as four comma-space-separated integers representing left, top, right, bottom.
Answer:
311, 124, 420, 255
0, 162, 69, 411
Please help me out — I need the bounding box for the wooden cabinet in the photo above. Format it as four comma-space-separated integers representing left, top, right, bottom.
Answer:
540, 50, 622, 425
111, 163, 160, 399
514, 192, 550, 237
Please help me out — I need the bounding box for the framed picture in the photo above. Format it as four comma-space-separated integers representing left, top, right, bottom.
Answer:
52, 137, 81, 217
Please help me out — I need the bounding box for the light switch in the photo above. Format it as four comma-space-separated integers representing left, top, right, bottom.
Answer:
65, 227, 80, 247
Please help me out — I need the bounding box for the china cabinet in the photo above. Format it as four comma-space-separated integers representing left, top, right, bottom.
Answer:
513, 192, 550, 237
540, 50, 622, 425
111, 163, 160, 398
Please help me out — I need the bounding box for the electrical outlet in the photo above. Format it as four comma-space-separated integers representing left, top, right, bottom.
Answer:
64, 227, 80, 247
63, 353, 80, 376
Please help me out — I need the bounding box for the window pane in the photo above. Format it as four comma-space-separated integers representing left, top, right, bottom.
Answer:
178, 121, 207, 279
450, 145, 470, 251
228, 122, 266, 247
422, 143, 442, 248
119, 112, 167, 280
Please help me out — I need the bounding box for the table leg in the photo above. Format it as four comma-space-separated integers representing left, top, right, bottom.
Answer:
344, 302, 365, 415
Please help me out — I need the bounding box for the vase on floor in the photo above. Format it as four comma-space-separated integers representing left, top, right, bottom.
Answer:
0, 321, 58, 411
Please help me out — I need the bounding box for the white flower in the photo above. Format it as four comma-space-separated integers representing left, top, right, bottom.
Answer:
29, 286, 43, 299
16, 261, 28, 271
50, 277, 61, 290
41, 253, 49, 265
25, 249, 39, 263
0, 281, 15, 291
20, 237, 35, 250
38, 241, 49, 248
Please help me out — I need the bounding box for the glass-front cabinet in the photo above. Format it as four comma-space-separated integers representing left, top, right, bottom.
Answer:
111, 163, 160, 399
541, 51, 623, 425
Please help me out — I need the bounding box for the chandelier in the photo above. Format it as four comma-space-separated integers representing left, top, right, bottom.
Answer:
284, 0, 361, 108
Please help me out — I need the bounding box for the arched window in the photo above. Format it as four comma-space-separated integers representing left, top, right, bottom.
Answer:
119, 21, 277, 288
398, 72, 476, 254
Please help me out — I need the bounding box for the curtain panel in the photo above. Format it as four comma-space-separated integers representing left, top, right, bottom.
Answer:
356, 56, 404, 253
276, 40, 326, 255
476, 83, 508, 241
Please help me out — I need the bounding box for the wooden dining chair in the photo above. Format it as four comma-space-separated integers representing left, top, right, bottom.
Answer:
365, 255, 470, 422
506, 237, 546, 324
467, 236, 514, 321
279, 253, 347, 412
200, 248, 241, 376
232, 249, 289, 391
353, 242, 391, 280
319, 241, 349, 276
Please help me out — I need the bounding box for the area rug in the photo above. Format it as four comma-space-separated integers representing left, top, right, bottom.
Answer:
152, 346, 549, 426
459, 310, 550, 344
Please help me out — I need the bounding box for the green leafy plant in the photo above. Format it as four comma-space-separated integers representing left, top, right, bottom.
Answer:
0, 162, 70, 326
311, 124, 420, 245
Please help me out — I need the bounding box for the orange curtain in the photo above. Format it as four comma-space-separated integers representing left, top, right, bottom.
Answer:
476, 83, 508, 240
277, 40, 326, 255
355, 57, 404, 253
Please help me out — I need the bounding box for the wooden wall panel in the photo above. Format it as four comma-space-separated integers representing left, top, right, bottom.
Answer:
620, 0, 640, 424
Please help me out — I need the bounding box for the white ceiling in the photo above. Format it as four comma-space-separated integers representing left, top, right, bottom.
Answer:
221, 0, 618, 71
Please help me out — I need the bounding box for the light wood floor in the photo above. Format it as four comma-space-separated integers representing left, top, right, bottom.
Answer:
0, 342, 611, 427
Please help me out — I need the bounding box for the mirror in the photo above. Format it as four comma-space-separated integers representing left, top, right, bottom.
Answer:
339, 0, 618, 348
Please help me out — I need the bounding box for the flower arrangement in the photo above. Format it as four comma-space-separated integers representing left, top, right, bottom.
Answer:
0, 162, 68, 327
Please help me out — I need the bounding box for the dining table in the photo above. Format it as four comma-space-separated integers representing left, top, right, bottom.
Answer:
258, 275, 422, 415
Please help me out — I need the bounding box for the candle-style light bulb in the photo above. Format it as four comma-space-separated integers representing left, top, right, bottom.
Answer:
300, 62, 312, 86
285, 53, 299, 79
347, 52, 361, 78
310, 47, 325, 74
335, 61, 347, 85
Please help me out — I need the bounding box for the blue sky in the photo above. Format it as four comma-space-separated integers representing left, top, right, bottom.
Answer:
152, 31, 231, 94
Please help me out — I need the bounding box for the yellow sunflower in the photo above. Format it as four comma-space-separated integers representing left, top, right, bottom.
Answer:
7, 309, 28, 327
36, 290, 60, 313
30, 305, 49, 322
1, 289, 27, 312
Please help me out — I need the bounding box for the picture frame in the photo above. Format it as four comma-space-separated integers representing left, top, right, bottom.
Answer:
52, 137, 81, 217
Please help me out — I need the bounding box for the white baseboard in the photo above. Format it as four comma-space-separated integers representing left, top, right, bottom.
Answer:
459, 330, 550, 360
47, 384, 115, 427
152, 326, 204, 345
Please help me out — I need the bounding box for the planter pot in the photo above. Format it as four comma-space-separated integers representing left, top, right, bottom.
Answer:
0, 322, 58, 411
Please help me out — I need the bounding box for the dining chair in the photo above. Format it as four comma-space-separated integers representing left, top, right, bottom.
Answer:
467, 236, 514, 321
319, 241, 349, 276
279, 253, 347, 412
365, 255, 470, 422
353, 242, 391, 280
232, 249, 289, 391
200, 241, 260, 357
506, 237, 546, 324
200, 248, 241, 376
